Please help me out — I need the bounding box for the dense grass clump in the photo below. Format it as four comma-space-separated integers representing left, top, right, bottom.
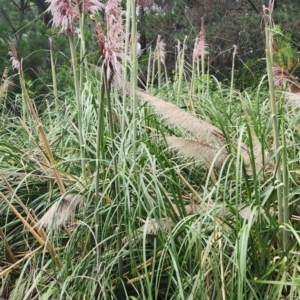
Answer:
1, 0, 300, 299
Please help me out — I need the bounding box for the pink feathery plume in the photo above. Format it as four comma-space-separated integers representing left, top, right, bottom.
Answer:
106, 0, 125, 49
106, 0, 126, 85
193, 18, 208, 61
46, 0, 104, 31
94, 0, 126, 86
45, 0, 76, 32
8, 41, 21, 71
95, 22, 106, 57
154, 35, 166, 65
75, 0, 104, 16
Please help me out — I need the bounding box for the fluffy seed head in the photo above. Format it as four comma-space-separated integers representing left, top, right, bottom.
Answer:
154, 35, 166, 65
37, 193, 85, 230
45, 0, 75, 32
8, 41, 20, 71
233, 45, 237, 60
95, 22, 105, 56
95, 0, 126, 86
193, 18, 208, 60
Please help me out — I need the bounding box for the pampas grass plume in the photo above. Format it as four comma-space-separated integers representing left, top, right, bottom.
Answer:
8, 41, 20, 71
95, 0, 126, 86
167, 136, 228, 168
134, 86, 225, 146
154, 35, 166, 65
37, 194, 85, 230
131, 86, 274, 176
193, 18, 208, 61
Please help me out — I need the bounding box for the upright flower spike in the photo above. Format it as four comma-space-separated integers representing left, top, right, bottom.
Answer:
193, 18, 208, 61
154, 35, 166, 65
106, 0, 125, 52
8, 41, 21, 71
233, 45, 237, 61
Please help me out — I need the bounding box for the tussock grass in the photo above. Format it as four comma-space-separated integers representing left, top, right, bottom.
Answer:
1, 0, 300, 299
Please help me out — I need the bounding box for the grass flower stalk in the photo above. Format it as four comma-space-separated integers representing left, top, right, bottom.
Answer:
8, 41, 27, 119
193, 18, 208, 100
264, 1, 288, 251
76, 0, 104, 88
79, 10, 87, 89
146, 47, 152, 90
105, 74, 124, 299
69, 33, 86, 178
121, 0, 132, 134
131, 0, 138, 166
200, 20, 206, 99
94, 73, 105, 243
8, 41, 66, 195
49, 37, 59, 111
229, 45, 237, 113
230, 45, 237, 102
46, 0, 86, 178
176, 37, 187, 103
95, 0, 126, 294
154, 35, 166, 96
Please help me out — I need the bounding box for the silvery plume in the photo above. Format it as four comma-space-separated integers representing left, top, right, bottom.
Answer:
37, 193, 85, 230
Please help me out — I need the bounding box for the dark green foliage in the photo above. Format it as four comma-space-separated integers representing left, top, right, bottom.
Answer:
137, 0, 300, 88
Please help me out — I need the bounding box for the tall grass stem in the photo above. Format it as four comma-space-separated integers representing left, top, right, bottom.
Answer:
265, 10, 288, 251
49, 38, 58, 111
69, 34, 86, 179
131, 0, 138, 168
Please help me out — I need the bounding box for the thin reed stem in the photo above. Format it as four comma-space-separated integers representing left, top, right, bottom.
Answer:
131, 0, 138, 168
49, 37, 58, 111
104, 73, 124, 299
176, 39, 186, 103
69, 33, 86, 179
264, 6, 288, 251
95, 74, 105, 250
146, 47, 152, 91
121, 0, 132, 135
